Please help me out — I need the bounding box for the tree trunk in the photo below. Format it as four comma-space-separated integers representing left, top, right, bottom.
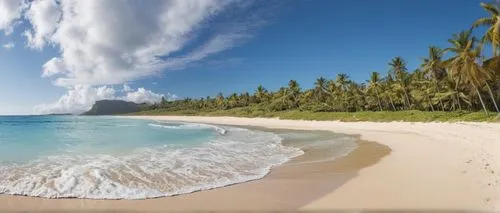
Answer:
434, 81, 445, 111
454, 77, 462, 111
401, 95, 407, 110
427, 95, 435, 112
388, 96, 396, 111
375, 88, 383, 111
486, 84, 500, 113
342, 86, 348, 112
451, 96, 456, 111
475, 86, 489, 115
403, 88, 411, 109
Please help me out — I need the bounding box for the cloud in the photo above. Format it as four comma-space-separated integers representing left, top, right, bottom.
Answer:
33, 85, 176, 114
0, 0, 273, 86
0, 0, 26, 35
122, 84, 132, 92
33, 85, 116, 114
0, 0, 277, 114
23, 0, 61, 49
125, 88, 169, 104
42, 57, 65, 77
2, 41, 14, 49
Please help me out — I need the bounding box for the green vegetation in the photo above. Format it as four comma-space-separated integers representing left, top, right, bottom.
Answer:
135, 108, 498, 122
138, 2, 500, 122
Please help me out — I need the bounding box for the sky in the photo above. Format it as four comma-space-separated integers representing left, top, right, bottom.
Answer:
0, 0, 493, 115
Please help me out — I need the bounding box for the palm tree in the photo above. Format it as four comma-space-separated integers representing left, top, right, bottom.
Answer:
445, 30, 492, 114
288, 80, 301, 108
336, 73, 350, 111
421, 46, 447, 110
367, 72, 383, 111
349, 82, 366, 111
326, 80, 340, 110
381, 75, 398, 111
254, 85, 268, 103
228, 93, 239, 108
421, 46, 447, 80
473, 2, 500, 56
411, 69, 436, 111
216, 93, 225, 109
473, 3, 500, 113
314, 77, 327, 102
389, 57, 412, 108
483, 56, 500, 112
240, 92, 251, 106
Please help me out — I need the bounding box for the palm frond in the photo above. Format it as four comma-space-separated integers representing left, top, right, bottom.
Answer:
473, 17, 496, 28
483, 56, 500, 75
480, 2, 500, 16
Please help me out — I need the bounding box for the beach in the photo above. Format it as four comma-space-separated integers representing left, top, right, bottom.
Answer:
1, 116, 500, 212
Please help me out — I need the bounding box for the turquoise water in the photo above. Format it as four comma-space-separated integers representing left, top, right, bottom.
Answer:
0, 116, 214, 162
0, 116, 355, 199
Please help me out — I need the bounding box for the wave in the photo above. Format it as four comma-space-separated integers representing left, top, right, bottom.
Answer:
0, 124, 302, 199
148, 121, 227, 135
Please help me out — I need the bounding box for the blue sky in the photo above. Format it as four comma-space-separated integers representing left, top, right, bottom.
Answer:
0, 0, 491, 114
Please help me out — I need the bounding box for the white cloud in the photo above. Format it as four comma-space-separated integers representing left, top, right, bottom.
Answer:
42, 57, 65, 77
33, 85, 175, 114
122, 84, 132, 92
0, 0, 26, 35
0, 0, 275, 114
124, 88, 164, 104
23, 0, 61, 49
33, 85, 116, 114
37, 0, 232, 86
2, 41, 14, 49
5, 0, 271, 86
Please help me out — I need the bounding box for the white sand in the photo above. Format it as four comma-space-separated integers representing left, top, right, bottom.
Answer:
129, 116, 500, 211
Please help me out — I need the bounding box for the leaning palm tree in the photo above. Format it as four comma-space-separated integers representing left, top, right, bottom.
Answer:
435, 76, 471, 111
473, 2, 500, 56
445, 30, 492, 114
483, 55, 500, 112
367, 72, 383, 111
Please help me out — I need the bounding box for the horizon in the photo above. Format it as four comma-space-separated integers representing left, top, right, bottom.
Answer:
0, 0, 492, 115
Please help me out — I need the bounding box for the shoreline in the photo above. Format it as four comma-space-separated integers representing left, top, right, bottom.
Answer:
1, 116, 499, 211
0, 119, 388, 212
130, 116, 500, 210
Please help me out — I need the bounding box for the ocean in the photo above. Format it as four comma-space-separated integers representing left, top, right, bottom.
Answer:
0, 116, 356, 199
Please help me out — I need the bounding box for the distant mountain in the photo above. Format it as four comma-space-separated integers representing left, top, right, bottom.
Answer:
82, 100, 143, 115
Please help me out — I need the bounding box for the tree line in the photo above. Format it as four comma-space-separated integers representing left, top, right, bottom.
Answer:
149, 2, 500, 115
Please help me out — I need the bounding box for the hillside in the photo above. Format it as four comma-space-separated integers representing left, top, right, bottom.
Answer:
83, 100, 143, 115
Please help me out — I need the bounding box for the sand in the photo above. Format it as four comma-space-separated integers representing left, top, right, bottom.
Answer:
132, 116, 500, 211
1, 116, 499, 212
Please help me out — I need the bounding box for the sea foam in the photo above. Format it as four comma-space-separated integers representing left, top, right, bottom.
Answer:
0, 122, 302, 199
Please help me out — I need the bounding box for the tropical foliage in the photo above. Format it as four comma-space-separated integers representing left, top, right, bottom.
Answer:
145, 2, 500, 117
